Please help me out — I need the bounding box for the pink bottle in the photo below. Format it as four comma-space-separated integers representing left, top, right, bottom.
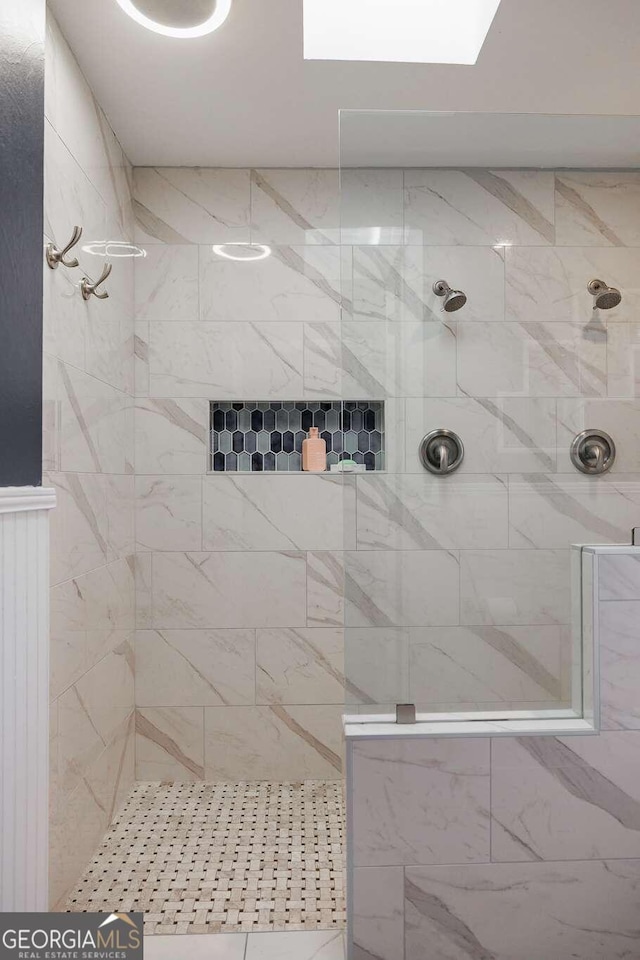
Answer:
302, 426, 326, 472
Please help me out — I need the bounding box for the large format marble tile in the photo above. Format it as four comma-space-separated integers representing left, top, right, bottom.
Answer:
492, 733, 640, 861
307, 551, 345, 627
340, 169, 404, 245
59, 363, 132, 474
145, 934, 247, 960
351, 739, 490, 866
49, 776, 106, 908
509, 474, 640, 548
151, 551, 307, 628
134, 244, 199, 321
352, 867, 404, 960
58, 641, 133, 795
246, 930, 344, 960
598, 554, 640, 600
460, 549, 570, 625
44, 119, 106, 280
48, 471, 108, 583
350, 245, 505, 324
85, 708, 135, 823
404, 170, 554, 246
256, 628, 344, 705
344, 628, 409, 707
302, 321, 344, 397
200, 245, 342, 322
134, 552, 153, 629
600, 601, 640, 729
133, 167, 250, 243
135, 398, 209, 474
506, 245, 640, 323
404, 859, 640, 960
356, 474, 508, 550
83, 558, 136, 669
85, 308, 134, 397
148, 321, 303, 398
204, 705, 343, 780
42, 258, 86, 369
456, 321, 607, 398
135, 706, 204, 781
405, 396, 556, 474
50, 577, 87, 700
250, 168, 339, 244
202, 475, 344, 551
607, 323, 640, 397
345, 550, 459, 627
49, 22, 132, 231
555, 171, 640, 246
50, 558, 134, 700
135, 476, 203, 551
557, 398, 640, 472
336, 320, 458, 399
408, 625, 567, 709
134, 320, 149, 396
135, 628, 255, 707
106, 475, 135, 560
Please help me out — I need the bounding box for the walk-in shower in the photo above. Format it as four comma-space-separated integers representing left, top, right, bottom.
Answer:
339, 109, 640, 960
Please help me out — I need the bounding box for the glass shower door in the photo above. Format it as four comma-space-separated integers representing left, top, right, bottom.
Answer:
339, 111, 640, 724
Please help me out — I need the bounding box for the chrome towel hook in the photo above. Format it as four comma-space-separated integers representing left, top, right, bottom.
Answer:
46, 225, 83, 269
81, 262, 112, 301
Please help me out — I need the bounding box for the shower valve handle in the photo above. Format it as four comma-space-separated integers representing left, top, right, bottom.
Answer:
419, 430, 464, 476
570, 429, 616, 475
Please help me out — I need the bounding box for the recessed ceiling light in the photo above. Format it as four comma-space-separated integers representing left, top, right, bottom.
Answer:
212, 243, 272, 262
303, 0, 502, 64
114, 0, 231, 38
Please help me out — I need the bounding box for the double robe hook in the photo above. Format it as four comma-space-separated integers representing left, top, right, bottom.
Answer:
81, 262, 112, 300
46, 225, 82, 269
45, 224, 112, 300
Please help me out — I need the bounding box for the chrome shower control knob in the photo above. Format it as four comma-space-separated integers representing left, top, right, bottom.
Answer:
419, 429, 464, 475
570, 429, 616, 475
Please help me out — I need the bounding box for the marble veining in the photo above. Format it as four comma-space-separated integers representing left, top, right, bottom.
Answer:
404, 859, 640, 960
352, 739, 490, 867
404, 169, 554, 246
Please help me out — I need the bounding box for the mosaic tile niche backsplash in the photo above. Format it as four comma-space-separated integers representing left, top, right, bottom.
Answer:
210, 401, 385, 472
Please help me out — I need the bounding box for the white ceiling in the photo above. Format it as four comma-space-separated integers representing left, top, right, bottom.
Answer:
49, 0, 640, 168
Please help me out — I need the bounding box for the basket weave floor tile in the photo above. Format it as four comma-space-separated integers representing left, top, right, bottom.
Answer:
65, 780, 346, 935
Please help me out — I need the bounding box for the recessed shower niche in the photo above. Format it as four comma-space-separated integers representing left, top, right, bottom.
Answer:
209, 400, 385, 472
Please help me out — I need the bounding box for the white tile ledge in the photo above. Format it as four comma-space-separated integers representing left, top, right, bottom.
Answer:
581, 543, 640, 555
0, 486, 56, 514
343, 717, 597, 740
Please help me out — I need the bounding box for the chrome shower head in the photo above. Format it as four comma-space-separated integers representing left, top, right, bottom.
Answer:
588, 278, 622, 310
433, 279, 467, 313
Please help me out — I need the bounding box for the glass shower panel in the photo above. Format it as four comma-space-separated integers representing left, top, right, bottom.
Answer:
340, 111, 640, 723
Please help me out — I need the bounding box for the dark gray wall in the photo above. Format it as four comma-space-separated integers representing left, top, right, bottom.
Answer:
0, 1, 45, 487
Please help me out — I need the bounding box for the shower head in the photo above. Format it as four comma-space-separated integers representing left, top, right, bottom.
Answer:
588, 278, 622, 310
433, 279, 467, 313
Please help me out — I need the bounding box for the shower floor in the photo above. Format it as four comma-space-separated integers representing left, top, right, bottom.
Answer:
65, 779, 346, 936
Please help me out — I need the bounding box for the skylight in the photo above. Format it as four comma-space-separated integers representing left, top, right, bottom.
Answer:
303, 0, 502, 65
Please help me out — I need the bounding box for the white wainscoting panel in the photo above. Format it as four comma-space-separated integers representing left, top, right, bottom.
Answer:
0, 487, 55, 910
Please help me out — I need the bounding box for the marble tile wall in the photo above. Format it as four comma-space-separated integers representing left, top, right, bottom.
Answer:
349, 554, 640, 959
45, 15, 135, 907
132, 163, 640, 775
132, 167, 354, 782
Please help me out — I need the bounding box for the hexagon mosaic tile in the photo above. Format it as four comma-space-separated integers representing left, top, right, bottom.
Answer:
210, 401, 385, 472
